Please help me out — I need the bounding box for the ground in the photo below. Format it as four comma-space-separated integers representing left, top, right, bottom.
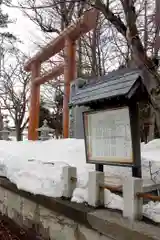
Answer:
0, 214, 41, 240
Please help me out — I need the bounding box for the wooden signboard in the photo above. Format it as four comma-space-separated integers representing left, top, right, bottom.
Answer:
83, 107, 133, 166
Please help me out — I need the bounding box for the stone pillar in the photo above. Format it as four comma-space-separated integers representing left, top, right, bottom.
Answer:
62, 166, 77, 198
74, 106, 88, 139
69, 106, 89, 139
88, 171, 104, 207
123, 177, 143, 220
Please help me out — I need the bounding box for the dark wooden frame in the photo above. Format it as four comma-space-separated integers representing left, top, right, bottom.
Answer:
82, 102, 142, 178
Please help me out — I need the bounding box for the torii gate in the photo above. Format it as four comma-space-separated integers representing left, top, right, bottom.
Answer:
24, 8, 99, 140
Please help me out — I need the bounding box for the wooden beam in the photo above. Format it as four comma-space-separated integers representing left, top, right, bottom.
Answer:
34, 64, 64, 85
28, 63, 41, 140
24, 8, 99, 71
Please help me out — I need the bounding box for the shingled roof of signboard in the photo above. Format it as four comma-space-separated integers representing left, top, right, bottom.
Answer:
69, 67, 147, 106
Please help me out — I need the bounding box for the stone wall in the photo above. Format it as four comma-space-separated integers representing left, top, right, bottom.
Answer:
0, 185, 110, 240
0, 178, 159, 240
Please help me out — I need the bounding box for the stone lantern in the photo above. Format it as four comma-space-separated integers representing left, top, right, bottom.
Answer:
37, 119, 54, 141
0, 119, 10, 141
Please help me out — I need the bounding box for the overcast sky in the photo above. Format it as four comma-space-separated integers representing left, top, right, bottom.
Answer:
2, 0, 45, 56
1, 1, 47, 125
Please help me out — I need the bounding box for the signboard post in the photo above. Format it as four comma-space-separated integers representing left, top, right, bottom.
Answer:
83, 104, 141, 178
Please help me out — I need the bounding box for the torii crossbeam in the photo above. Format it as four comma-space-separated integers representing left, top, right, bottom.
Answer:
25, 8, 99, 140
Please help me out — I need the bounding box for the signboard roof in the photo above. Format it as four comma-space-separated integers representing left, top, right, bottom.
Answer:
70, 68, 144, 106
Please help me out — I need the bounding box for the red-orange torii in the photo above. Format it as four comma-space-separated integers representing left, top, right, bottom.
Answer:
24, 8, 99, 140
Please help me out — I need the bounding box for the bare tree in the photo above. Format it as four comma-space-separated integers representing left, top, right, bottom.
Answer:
8, 0, 160, 139
87, 0, 160, 134
0, 1, 17, 138
18, 0, 112, 76
0, 50, 30, 141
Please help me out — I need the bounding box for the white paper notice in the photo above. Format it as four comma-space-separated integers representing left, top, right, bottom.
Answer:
85, 107, 132, 163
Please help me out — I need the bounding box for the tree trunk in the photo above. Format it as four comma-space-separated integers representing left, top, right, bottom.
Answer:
143, 0, 148, 52
91, 27, 98, 76
55, 129, 59, 139
77, 38, 83, 77
0, 108, 3, 140
77, 1, 85, 77
154, 106, 160, 135
148, 107, 156, 142
16, 127, 23, 141
155, 0, 160, 57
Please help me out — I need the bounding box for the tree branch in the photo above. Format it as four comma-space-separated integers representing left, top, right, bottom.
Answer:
93, 0, 127, 36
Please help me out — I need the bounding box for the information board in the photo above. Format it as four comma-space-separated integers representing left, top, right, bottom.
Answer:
83, 107, 133, 165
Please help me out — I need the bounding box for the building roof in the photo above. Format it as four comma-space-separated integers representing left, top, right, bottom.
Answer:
70, 67, 143, 106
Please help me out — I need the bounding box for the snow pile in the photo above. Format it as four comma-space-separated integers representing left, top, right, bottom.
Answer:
0, 139, 94, 198
0, 139, 160, 222
143, 201, 160, 223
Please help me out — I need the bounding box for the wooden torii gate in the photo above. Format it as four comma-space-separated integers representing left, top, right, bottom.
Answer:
24, 8, 99, 140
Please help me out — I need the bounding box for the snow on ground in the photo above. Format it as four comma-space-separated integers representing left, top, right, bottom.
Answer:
0, 139, 160, 222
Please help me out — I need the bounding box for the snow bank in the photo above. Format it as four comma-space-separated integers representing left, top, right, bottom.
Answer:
0, 139, 94, 197
0, 139, 160, 222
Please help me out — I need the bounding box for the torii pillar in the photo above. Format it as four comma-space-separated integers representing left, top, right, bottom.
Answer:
63, 38, 76, 138
28, 63, 41, 140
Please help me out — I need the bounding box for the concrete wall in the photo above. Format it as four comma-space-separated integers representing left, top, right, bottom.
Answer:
0, 185, 110, 240
0, 180, 159, 240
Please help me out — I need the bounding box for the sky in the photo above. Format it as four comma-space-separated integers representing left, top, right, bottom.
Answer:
1, 0, 60, 127
2, 0, 45, 56
1, 1, 46, 126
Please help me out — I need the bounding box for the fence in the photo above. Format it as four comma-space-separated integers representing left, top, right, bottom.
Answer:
62, 166, 160, 221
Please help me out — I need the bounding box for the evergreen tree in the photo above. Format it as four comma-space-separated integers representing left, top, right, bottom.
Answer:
0, 0, 16, 39
0, 1, 15, 138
